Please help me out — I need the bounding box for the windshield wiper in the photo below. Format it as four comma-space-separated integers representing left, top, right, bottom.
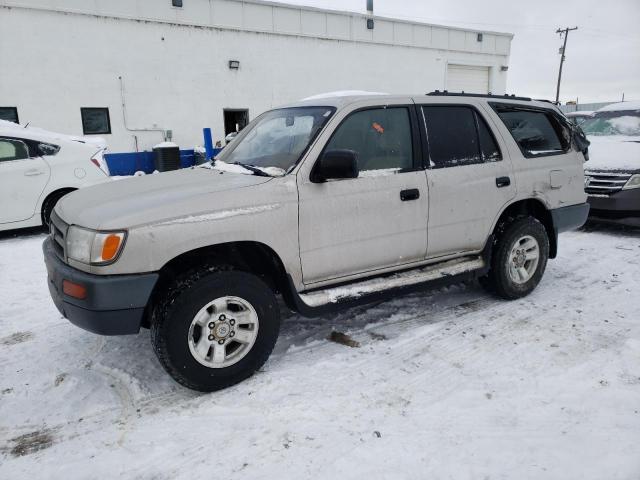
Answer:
233, 162, 271, 177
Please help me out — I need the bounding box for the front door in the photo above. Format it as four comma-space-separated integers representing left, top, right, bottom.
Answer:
298, 105, 429, 285
419, 104, 516, 257
0, 137, 50, 224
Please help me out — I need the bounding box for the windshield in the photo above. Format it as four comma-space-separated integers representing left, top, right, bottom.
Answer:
219, 106, 335, 173
580, 111, 640, 136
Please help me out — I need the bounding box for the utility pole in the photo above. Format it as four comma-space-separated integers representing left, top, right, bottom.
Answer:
555, 26, 578, 104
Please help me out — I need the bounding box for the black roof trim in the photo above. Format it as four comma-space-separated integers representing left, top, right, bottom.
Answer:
427, 90, 532, 101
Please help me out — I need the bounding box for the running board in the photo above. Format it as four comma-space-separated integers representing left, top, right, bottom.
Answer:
284, 256, 487, 317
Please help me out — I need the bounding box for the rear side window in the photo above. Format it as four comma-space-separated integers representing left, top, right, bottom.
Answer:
493, 106, 569, 157
325, 107, 413, 172
0, 138, 29, 162
422, 106, 501, 168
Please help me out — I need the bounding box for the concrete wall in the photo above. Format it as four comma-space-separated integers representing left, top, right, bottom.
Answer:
0, 0, 512, 152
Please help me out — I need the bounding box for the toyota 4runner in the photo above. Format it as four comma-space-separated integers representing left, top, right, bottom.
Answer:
44, 92, 590, 391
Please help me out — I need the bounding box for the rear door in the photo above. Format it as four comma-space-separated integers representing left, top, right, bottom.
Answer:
419, 103, 516, 257
297, 103, 429, 285
0, 137, 51, 224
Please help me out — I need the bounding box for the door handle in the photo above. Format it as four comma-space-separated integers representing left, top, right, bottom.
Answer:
24, 169, 44, 176
400, 188, 420, 201
496, 176, 511, 188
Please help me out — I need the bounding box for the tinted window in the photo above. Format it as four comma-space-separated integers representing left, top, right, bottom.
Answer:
325, 107, 413, 172
495, 108, 567, 156
422, 106, 481, 167
81, 108, 111, 135
0, 139, 29, 162
477, 114, 501, 162
0, 107, 19, 123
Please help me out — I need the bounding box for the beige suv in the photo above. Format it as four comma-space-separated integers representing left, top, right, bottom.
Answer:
43, 93, 589, 391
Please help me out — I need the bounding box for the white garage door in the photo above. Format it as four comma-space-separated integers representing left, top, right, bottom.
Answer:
446, 65, 490, 94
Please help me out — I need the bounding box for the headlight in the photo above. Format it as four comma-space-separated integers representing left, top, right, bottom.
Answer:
623, 174, 640, 190
66, 226, 126, 265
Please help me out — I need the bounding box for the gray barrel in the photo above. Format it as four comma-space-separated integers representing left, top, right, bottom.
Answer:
153, 144, 180, 172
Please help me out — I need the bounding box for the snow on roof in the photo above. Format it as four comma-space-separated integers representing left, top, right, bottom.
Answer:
0, 119, 107, 148
597, 101, 640, 112
566, 111, 594, 116
301, 91, 388, 101
153, 141, 179, 149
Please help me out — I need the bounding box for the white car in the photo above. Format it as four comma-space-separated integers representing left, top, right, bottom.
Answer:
0, 120, 111, 231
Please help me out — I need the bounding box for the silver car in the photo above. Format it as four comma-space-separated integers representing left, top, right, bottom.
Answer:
43, 92, 589, 391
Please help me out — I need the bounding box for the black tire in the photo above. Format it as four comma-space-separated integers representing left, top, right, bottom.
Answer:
151, 269, 280, 392
480, 216, 549, 300
41, 190, 72, 227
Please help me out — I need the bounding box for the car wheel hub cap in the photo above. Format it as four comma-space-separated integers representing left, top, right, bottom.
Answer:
508, 235, 540, 284
214, 323, 230, 338
188, 296, 259, 369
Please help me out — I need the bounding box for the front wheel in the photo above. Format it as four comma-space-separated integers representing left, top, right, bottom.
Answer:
480, 216, 549, 299
151, 269, 280, 392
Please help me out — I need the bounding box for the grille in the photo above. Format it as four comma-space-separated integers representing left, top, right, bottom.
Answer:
49, 211, 68, 260
584, 171, 631, 195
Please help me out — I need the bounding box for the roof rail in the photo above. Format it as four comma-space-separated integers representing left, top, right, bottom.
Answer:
427, 90, 532, 101
534, 98, 561, 106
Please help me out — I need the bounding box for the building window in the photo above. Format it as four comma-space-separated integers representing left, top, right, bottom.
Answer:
0, 107, 19, 124
172, 0, 183, 7
81, 108, 111, 135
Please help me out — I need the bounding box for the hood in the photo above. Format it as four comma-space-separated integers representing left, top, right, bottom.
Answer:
584, 135, 640, 173
56, 166, 273, 229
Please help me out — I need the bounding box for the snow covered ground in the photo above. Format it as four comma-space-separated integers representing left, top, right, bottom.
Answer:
1, 225, 639, 479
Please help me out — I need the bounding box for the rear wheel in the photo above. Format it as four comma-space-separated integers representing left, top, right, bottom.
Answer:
480, 216, 549, 299
151, 269, 280, 392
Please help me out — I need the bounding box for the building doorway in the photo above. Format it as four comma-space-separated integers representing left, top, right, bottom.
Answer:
223, 109, 249, 138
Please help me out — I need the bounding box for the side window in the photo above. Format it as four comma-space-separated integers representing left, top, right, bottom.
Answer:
422, 106, 483, 167
494, 107, 569, 157
477, 114, 502, 162
325, 107, 413, 172
0, 139, 29, 162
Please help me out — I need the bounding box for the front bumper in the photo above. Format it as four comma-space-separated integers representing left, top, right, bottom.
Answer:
43, 237, 159, 335
587, 188, 640, 226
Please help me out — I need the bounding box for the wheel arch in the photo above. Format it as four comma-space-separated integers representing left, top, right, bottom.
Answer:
40, 187, 77, 225
492, 198, 557, 258
144, 241, 290, 327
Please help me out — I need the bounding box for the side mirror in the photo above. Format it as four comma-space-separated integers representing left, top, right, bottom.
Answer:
311, 149, 359, 182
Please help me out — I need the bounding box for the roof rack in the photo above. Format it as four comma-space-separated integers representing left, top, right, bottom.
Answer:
534, 98, 561, 106
427, 90, 532, 101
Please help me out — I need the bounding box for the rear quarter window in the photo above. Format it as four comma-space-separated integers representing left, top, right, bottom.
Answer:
492, 105, 570, 158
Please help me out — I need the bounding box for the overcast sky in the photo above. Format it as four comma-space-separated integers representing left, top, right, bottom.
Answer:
281, 0, 640, 104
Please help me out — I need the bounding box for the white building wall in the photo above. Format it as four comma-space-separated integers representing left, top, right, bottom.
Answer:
0, 0, 512, 152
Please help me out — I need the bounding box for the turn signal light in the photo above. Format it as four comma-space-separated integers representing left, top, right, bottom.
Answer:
63, 280, 87, 299
101, 234, 122, 261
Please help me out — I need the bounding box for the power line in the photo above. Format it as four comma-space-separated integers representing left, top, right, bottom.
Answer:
555, 26, 578, 103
